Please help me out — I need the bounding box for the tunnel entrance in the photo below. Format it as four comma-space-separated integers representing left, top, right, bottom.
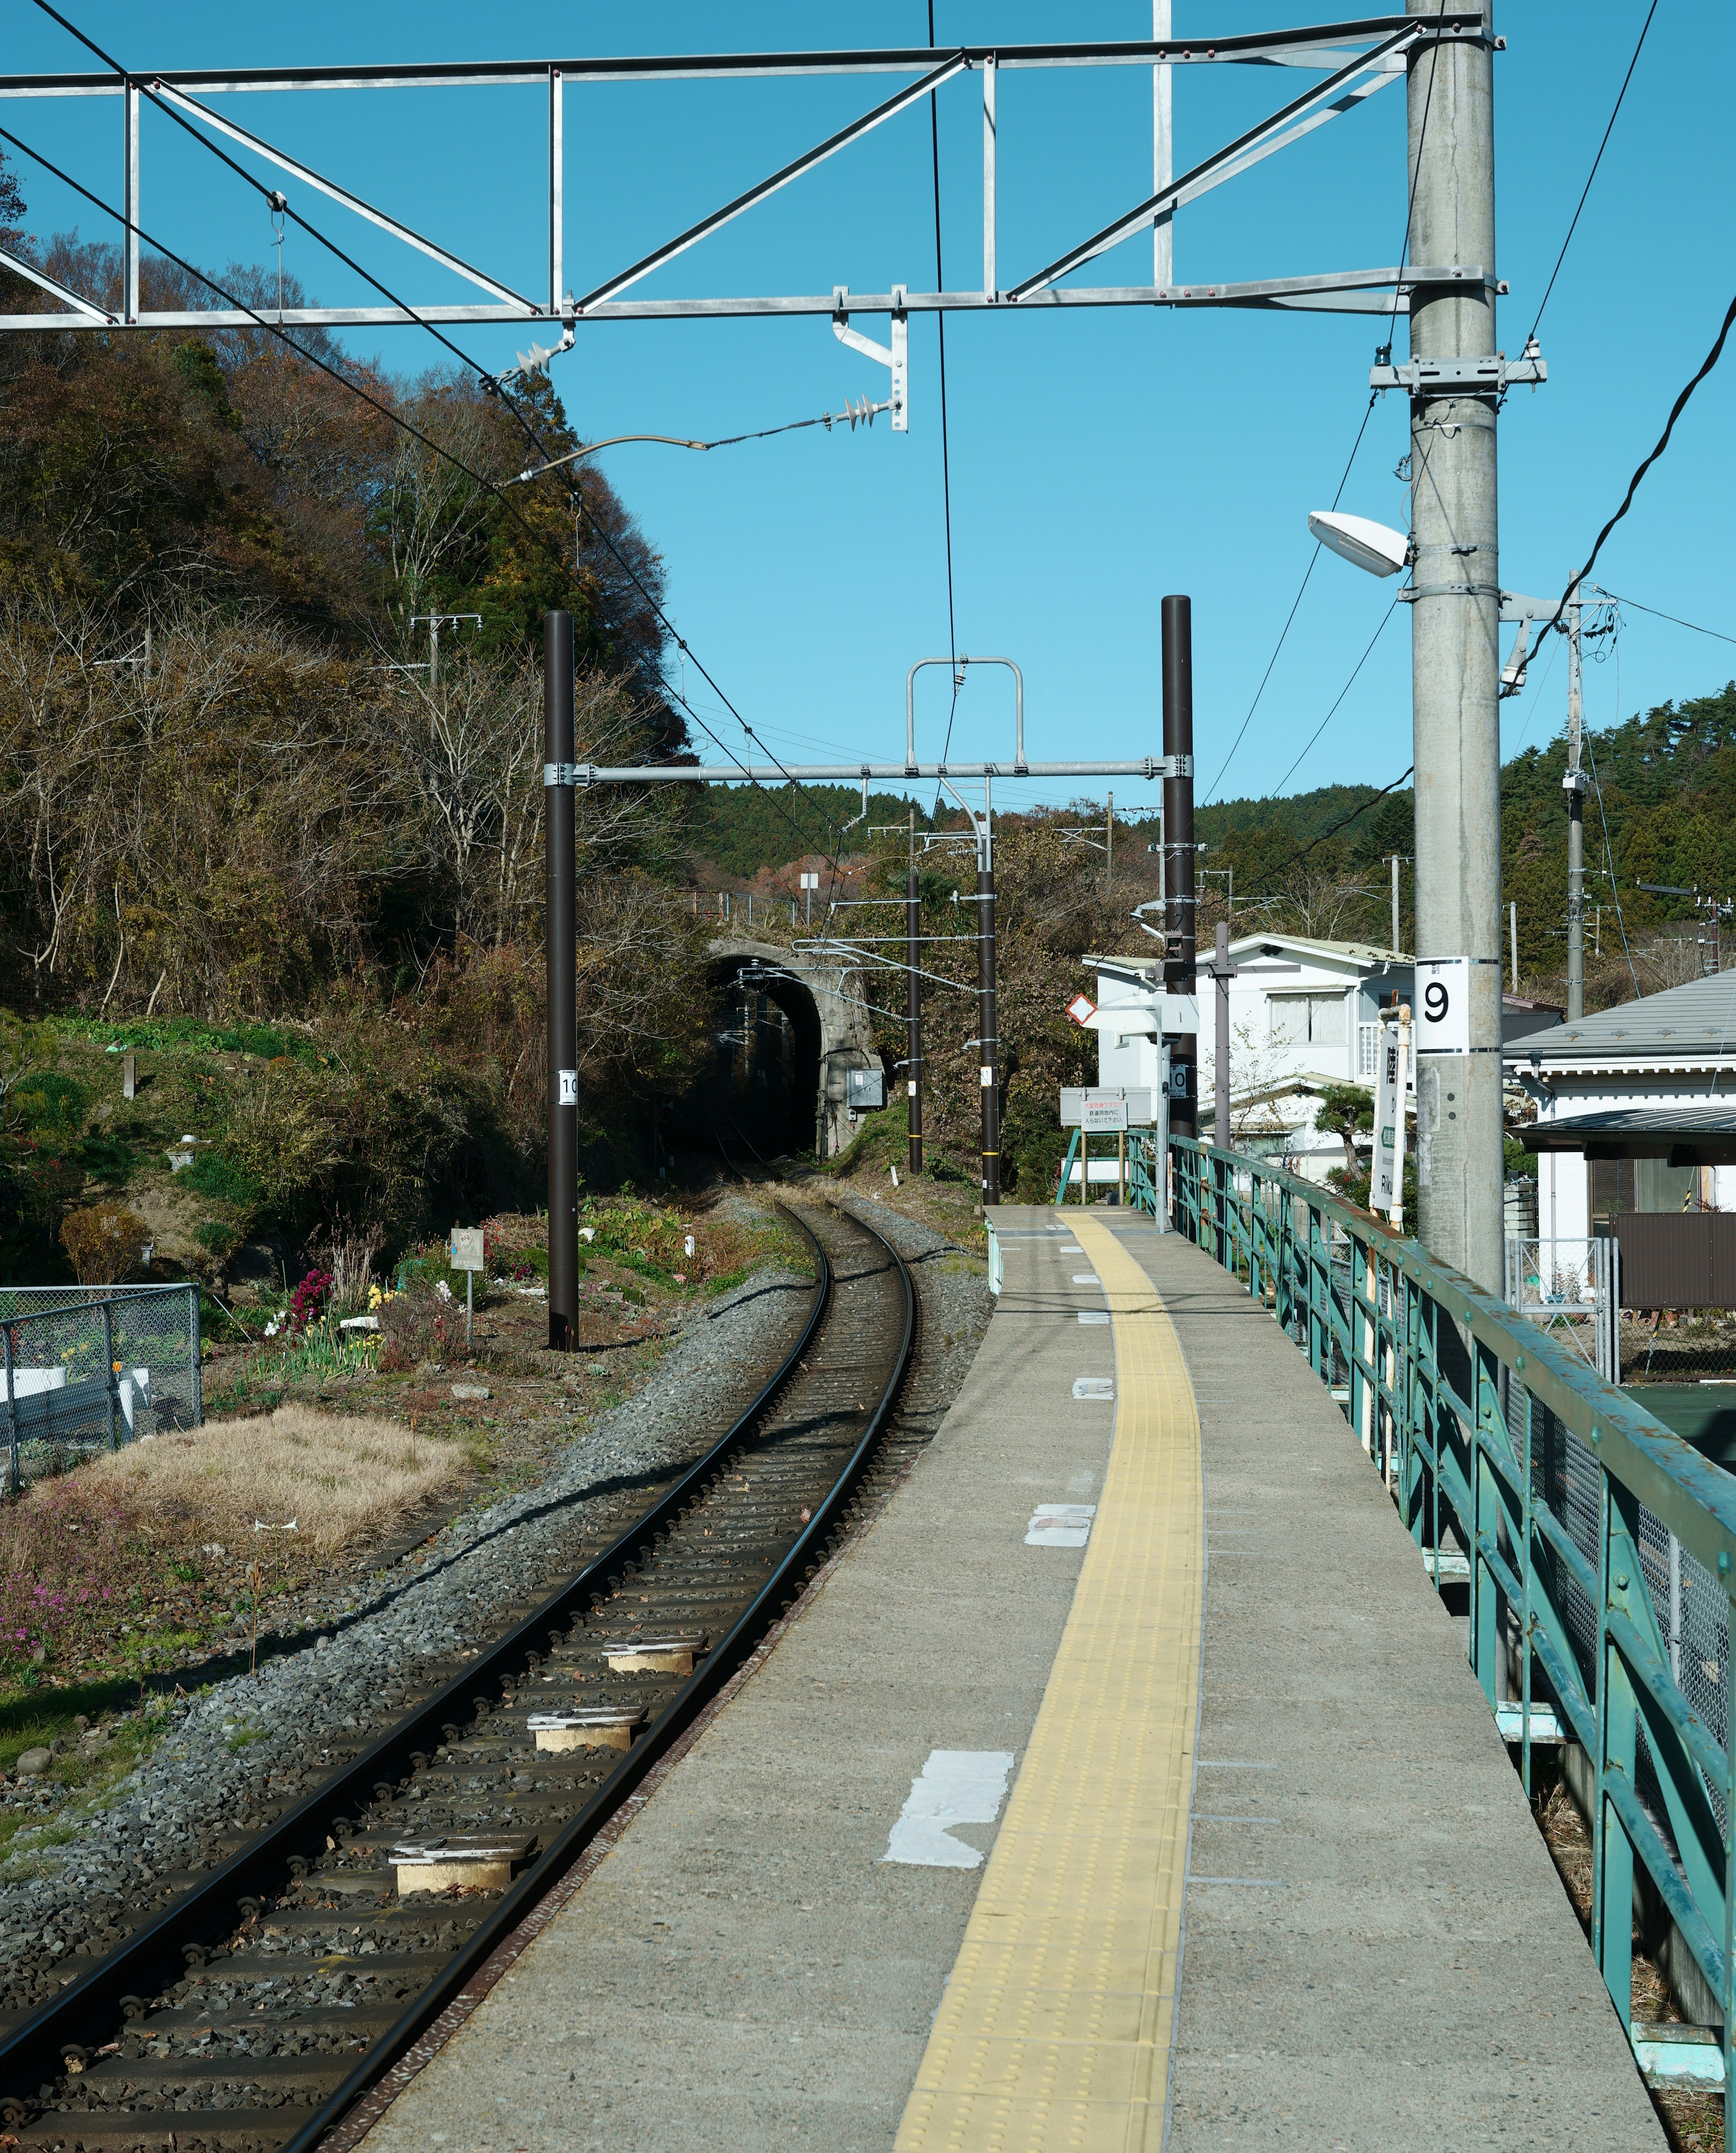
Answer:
674, 958, 823, 1173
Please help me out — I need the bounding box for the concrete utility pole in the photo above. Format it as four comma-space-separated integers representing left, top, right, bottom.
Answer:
543, 611, 579, 1351
1406, 0, 1503, 1295
1162, 596, 1197, 1139
906, 809, 923, 1173
1208, 921, 1238, 1152
1564, 583, 1587, 1022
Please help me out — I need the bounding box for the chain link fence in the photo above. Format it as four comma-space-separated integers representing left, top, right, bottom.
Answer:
0, 1284, 202, 1489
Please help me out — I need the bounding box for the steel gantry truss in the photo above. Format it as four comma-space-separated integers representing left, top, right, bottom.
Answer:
0, 15, 1500, 335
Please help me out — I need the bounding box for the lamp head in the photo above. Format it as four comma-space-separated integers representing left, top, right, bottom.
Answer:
1307, 510, 1409, 578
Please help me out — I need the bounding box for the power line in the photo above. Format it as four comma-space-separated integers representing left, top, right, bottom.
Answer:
1594, 590, 1736, 650
1269, 598, 1399, 797
1202, 393, 1377, 801
1525, 0, 1659, 349
1514, 284, 1736, 677
1584, 727, 1638, 998
1208, 1, 1447, 806
0, 114, 850, 888
19, 9, 864, 884
1298, 763, 1414, 858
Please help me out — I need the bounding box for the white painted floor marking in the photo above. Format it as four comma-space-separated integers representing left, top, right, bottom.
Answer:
1077, 1309, 1110, 1325
883, 1751, 1016, 1869
1071, 1272, 1102, 1285
1071, 1376, 1114, 1400
1025, 1502, 1096, 1548
1066, 1469, 1098, 1496
1060, 1245, 1084, 1255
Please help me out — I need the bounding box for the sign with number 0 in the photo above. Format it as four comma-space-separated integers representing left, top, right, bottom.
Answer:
1414, 957, 1472, 1054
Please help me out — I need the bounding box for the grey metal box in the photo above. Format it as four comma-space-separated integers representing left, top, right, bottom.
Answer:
847, 1068, 886, 1110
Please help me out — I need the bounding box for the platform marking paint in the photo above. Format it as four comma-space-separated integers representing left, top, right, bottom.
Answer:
883, 1751, 1016, 1870
1024, 1503, 1096, 1548
895, 1213, 1203, 2153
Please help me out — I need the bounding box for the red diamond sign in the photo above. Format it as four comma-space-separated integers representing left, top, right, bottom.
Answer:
1066, 993, 1097, 1027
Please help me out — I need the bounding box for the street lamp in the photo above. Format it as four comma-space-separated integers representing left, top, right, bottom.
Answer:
1308, 506, 1601, 1025
1306, 510, 1409, 578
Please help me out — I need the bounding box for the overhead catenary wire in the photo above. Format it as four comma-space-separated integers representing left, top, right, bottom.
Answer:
1592, 590, 1736, 650
1524, 0, 1659, 350
1297, 762, 1415, 859
1269, 599, 1399, 798
15, 13, 865, 888
2, 115, 849, 887
1584, 726, 1639, 998
1207, 1, 1448, 807
1512, 285, 1736, 680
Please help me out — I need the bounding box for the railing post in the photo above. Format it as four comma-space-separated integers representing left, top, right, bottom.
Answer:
1591, 1464, 1637, 2038
1516, 1376, 1534, 1792
1470, 1337, 1504, 1700
189, 1281, 203, 1426
100, 1298, 118, 1451
1355, 1229, 1376, 1458
2, 1322, 14, 1497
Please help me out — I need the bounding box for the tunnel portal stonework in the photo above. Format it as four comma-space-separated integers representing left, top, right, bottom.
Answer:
708, 937, 880, 1160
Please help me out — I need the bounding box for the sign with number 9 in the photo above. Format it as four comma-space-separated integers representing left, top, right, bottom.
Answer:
1415, 957, 1472, 1053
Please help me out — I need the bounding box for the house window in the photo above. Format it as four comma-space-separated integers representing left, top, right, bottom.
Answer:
1269, 993, 1346, 1047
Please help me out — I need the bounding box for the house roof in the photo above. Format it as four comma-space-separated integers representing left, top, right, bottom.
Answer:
1088, 935, 1411, 973
1227, 934, 1411, 968
1523, 1101, 1736, 1164
1510, 973, 1736, 1064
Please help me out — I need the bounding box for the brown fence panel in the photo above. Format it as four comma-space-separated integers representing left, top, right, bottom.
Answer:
1613, 1213, 1736, 1309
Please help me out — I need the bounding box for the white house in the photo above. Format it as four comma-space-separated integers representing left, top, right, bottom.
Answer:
1512, 973, 1736, 1239
1087, 935, 1566, 1183
1086, 935, 1415, 1182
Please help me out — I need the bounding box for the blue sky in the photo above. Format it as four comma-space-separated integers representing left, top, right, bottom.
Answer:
4, 4, 1730, 816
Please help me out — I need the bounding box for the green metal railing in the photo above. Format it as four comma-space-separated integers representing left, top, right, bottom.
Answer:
1161, 1130, 1736, 2109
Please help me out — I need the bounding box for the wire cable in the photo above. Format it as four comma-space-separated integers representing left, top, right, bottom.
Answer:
1584, 727, 1638, 998
1269, 599, 1399, 797
27, 2, 871, 886
0, 118, 846, 884
1592, 589, 1736, 650
1207, 5, 1447, 807
1202, 393, 1377, 801
1524, 0, 1658, 349
1512, 285, 1736, 680
1298, 763, 1414, 859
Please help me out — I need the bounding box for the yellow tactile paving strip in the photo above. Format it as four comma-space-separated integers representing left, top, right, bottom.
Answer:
894, 1218, 1204, 2153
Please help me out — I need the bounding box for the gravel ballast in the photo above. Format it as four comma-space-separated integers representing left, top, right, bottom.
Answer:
0, 1195, 992, 2023
0, 1261, 817, 2009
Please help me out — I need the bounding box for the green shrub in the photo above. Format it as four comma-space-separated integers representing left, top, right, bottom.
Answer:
11, 1071, 84, 1136
182, 1150, 262, 1209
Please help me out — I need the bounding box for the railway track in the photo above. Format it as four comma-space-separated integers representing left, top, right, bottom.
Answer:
0, 1200, 915, 2153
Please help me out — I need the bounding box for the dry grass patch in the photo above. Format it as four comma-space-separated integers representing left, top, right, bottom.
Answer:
80, 1407, 466, 1557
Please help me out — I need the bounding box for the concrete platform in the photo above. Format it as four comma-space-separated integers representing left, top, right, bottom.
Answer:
358, 1209, 1664, 2153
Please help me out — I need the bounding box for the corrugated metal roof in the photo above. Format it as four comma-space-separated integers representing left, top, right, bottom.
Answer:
1514, 973, 1736, 1061
1524, 1101, 1736, 1161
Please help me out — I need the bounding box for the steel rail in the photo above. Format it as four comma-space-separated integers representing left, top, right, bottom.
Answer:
0, 1206, 911, 2138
